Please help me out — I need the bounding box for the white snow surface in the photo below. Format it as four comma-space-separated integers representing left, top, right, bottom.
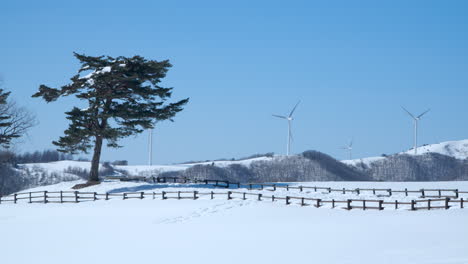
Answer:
343, 139, 468, 167
1, 180, 468, 264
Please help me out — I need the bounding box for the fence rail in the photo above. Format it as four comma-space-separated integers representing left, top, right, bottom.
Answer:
0, 189, 465, 211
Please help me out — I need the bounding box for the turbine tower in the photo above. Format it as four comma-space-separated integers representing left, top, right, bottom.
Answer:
341, 139, 353, 160
148, 129, 153, 166
401, 107, 430, 155
272, 101, 300, 156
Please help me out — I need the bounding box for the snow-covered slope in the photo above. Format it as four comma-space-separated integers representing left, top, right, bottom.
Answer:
402, 139, 468, 159
343, 139, 468, 167
2, 180, 468, 264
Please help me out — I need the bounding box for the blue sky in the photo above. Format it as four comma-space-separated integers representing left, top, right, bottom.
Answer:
1, 0, 468, 164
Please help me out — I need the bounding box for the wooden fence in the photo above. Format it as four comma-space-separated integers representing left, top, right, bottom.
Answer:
104, 176, 468, 199
0, 189, 465, 211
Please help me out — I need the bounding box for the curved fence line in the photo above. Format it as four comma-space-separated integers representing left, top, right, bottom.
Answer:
1, 189, 465, 211
105, 176, 468, 199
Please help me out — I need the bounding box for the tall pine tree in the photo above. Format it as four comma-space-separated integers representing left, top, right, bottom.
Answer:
33, 53, 188, 183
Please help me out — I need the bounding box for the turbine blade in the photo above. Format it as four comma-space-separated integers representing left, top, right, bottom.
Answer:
272, 114, 287, 119
401, 106, 416, 119
417, 109, 430, 119
288, 100, 301, 117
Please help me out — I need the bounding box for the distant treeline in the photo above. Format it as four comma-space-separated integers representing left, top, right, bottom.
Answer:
14, 150, 73, 164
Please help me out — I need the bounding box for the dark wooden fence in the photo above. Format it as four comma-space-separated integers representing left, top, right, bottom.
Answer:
1, 189, 465, 211
104, 176, 468, 199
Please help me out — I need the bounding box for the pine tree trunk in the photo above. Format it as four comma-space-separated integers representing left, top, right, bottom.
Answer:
89, 136, 103, 182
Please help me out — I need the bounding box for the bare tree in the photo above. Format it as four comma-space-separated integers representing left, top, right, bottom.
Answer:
0, 101, 36, 147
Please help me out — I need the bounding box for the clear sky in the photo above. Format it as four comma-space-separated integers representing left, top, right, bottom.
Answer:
1, 0, 468, 165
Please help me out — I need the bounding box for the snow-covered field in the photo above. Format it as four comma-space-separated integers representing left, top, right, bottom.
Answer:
1, 180, 467, 264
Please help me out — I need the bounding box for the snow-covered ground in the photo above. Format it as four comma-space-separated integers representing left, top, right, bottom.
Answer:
1, 180, 467, 264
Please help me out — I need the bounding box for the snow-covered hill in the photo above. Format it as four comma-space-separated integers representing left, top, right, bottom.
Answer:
343, 139, 468, 167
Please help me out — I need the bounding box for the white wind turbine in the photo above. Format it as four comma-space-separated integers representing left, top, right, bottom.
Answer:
401, 107, 430, 155
147, 121, 159, 166
272, 101, 300, 156
341, 139, 353, 160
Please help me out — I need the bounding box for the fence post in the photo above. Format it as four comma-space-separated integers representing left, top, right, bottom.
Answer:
94, 192, 97, 201
346, 199, 351, 210
342, 188, 346, 194
372, 188, 376, 195
286, 185, 289, 191
395, 200, 398, 209
405, 188, 408, 196
227, 191, 232, 200
445, 197, 450, 209
387, 189, 392, 196
272, 195, 275, 202
428, 199, 431, 210
0, 195, 2, 204
140, 192, 144, 199
301, 198, 305, 206
314, 186, 317, 192
152, 192, 155, 200
162, 191, 166, 200
29, 192, 32, 203
286, 196, 290, 205
328, 188, 331, 193
178, 191, 181, 200
243, 192, 246, 200
454, 189, 459, 199
105, 192, 109, 200
210, 191, 214, 199
194, 191, 198, 200
411, 200, 415, 210
44, 191, 48, 204
123, 193, 127, 200
316, 199, 321, 208
421, 189, 425, 198
461, 198, 464, 209
356, 188, 360, 195
258, 194, 262, 201
14, 193, 17, 204
74, 191, 78, 203
299, 186, 303, 192
362, 200, 366, 210
273, 184, 276, 191
332, 199, 335, 208
438, 190, 442, 198
60, 191, 63, 203
378, 200, 384, 210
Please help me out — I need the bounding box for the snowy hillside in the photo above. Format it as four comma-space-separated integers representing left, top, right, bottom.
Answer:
343, 139, 468, 167
1, 179, 468, 264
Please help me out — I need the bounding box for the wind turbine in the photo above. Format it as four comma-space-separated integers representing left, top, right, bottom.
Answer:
147, 121, 159, 166
401, 107, 430, 155
341, 139, 353, 160
272, 101, 300, 156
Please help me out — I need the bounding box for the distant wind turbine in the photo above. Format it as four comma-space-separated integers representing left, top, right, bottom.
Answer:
401, 107, 430, 155
148, 121, 159, 166
341, 139, 353, 160
272, 101, 300, 156
148, 129, 153, 166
